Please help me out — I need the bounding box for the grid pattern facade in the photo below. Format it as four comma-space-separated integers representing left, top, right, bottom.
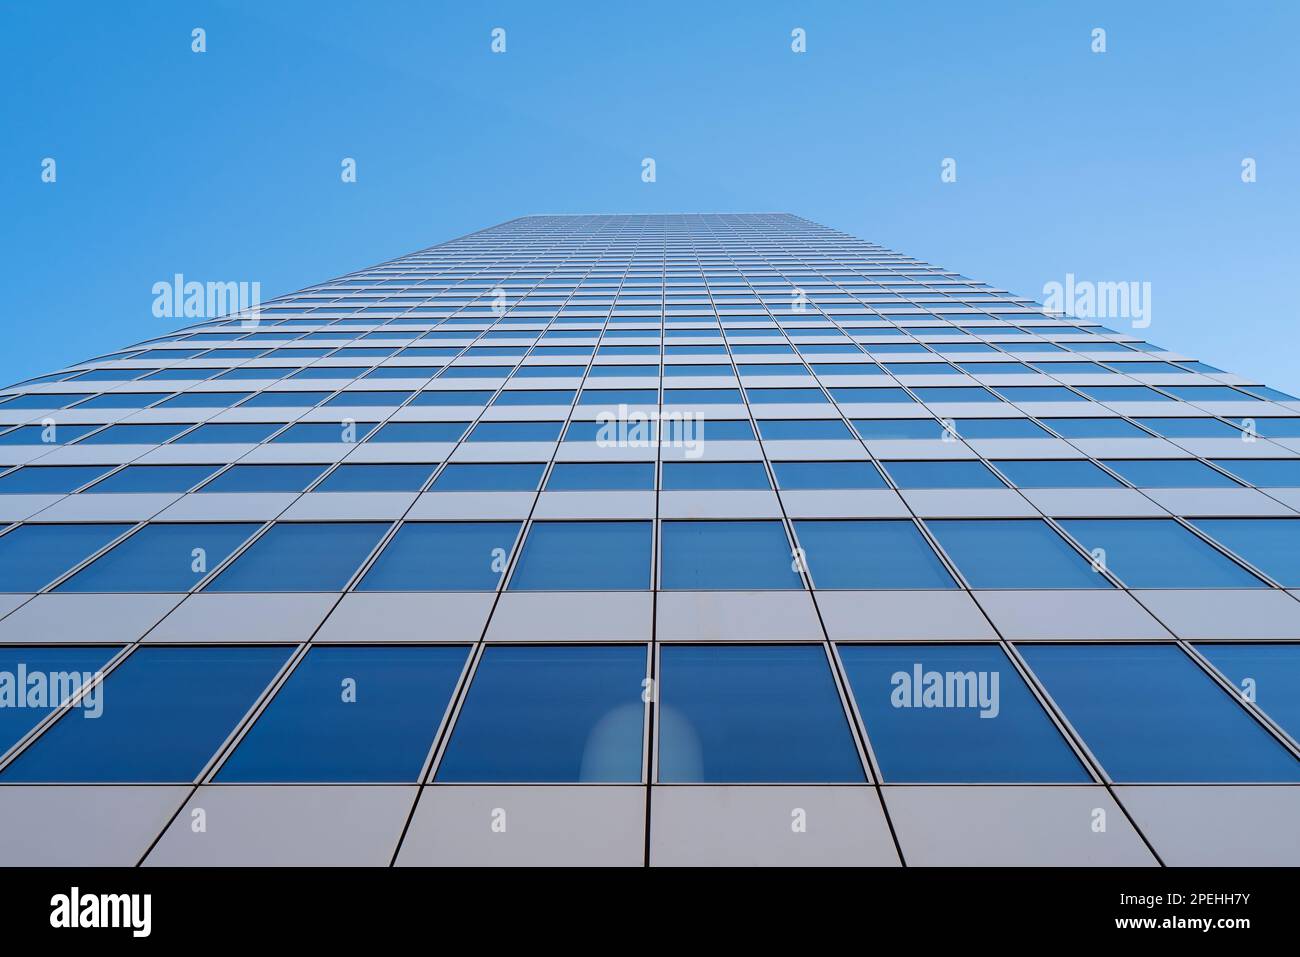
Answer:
1, 212, 1298, 866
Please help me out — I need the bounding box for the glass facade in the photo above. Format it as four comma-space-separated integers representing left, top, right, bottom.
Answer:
0, 212, 1297, 866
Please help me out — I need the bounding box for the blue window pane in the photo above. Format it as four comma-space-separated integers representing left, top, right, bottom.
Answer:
493, 389, 575, 406
1192, 519, 1300, 587
795, 520, 954, 589
199, 464, 326, 493
413, 390, 495, 406
1077, 385, 1172, 402
1196, 644, 1300, 742
430, 463, 544, 491
0, 393, 90, 409
1241, 385, 1298, 402
292, 366, 367, 380
949, 418, 1050, 438
772, 460, 885, 489
853, 418, 944, 439
689, 418, 755, 440
883, 460, 1005, 489
661, 520, 802, 590
927, 519, 1107, 589
1240, 418, 1300, 438
658, 645, 863, 783
1019, 644, 1300, 783
74, 392, 169, 409
156, 391, 249, 408
839, 644, 1087, 782
666, 364, 734, 377
746, 387, 827, 404
1058, 519, 1264, 589
513, 365, 586, 378
76, 424, 188, 445
509, 521, 651, 590
663, 388, 742, 405
173, 422, 280, 444
240, 391, 327, 408
756, 418, 853, 440
1211, 459, 1300, 488
832, 387, 913, 404
545, 462, 655, 490
912, 386, 1000, 403
85, 465, 216, 494
358, 521, 520, 591
272, 422, 377, 443
314, 463, 438, 492
370, 421, 469, 443
884, 362, 957, 375
57, 523, 259, 592
1136, 417, 1244, 438
0, 466, 113, 494
578, 389, 658, 406
324, 390, 413, 406
217, 645, 469, 782
466, 421, 563, 442
1101, 459, 1240, 488
994, 386, 1084, 403
1042, 417, 1147, 438
207, 522, 389, 592
661, 461, 770, 490
1162, 385, 1253, 402
0, 424, 97, 446
992, 459, 1122, 488
0, 646, 291, 783
0, 525, 132, 591
0, 646, 120, 753
436, 645, 646, 782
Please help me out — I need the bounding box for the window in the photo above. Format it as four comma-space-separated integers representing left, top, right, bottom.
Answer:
436, 645, 646, 782
991, 459, 1122, 488
509, 521, 652, 590
73, 392, 170, 409
911, 386, 1000, 403
206, 522, 389, 592
1101, 459, 1240, 488
466, 421, 563, 442
1191, 519, 1300, 586
948, 418, 1049, 438
663, 388, 742, 404
369, 421, 469, 443
1041, 417, 1147, 438
75, 424, 189, 445
830, 387, 913, 404
1018, 644, 1300, 782
57, 523, 259, 592
313, 463, 438, 492
794, 520, 954, 589
429, 463, 545, 492
357, 522, 521, 591
1196, 643, 1300, 741
271, 422, 378, 443
237, 391, 327, 408
0, 645, 120, 753
578, 389, 657, 406
660, 520, 802, 590
0, 424, 97, 446
926, 519, 1107, 589
993, 386, 1083, 403
755, 418, 854, 440
1076, 385, 1171, 403
217, 645, 469, 782
882, 460, 1005, 489
1058, 519, 1264, 589
661, 461, 770, 490
1236, 418, 1300, 438
746, 387, 828, 404
657, 645, 863, 783
412, 390, 495, 406
324, 390, 414, 407
173, 422, 281, 444
492, 389, 576, 406
0, 393, 90, 409
0, 646, 291, 782
1211, 459, 1300, 488
838, 644, 1087, 782
84, 465, 218, 494
156, 391, 250, 408
1162, 385, 1254, 402
198, 464, 326, 493
1135, 417, 1244, 438
853, 418, 944, 439
771, 460, 885, 489
0, 465, 114, 495
292, 366, 367, 380
545, 462, 655, 491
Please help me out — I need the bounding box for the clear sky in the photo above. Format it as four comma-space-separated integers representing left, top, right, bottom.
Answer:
2, 1, 1297, 390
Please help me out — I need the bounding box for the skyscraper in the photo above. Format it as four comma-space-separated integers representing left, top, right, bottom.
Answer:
0, 213, 1297, 866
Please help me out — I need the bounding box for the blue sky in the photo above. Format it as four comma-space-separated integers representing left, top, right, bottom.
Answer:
2, 1, 1297, 390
